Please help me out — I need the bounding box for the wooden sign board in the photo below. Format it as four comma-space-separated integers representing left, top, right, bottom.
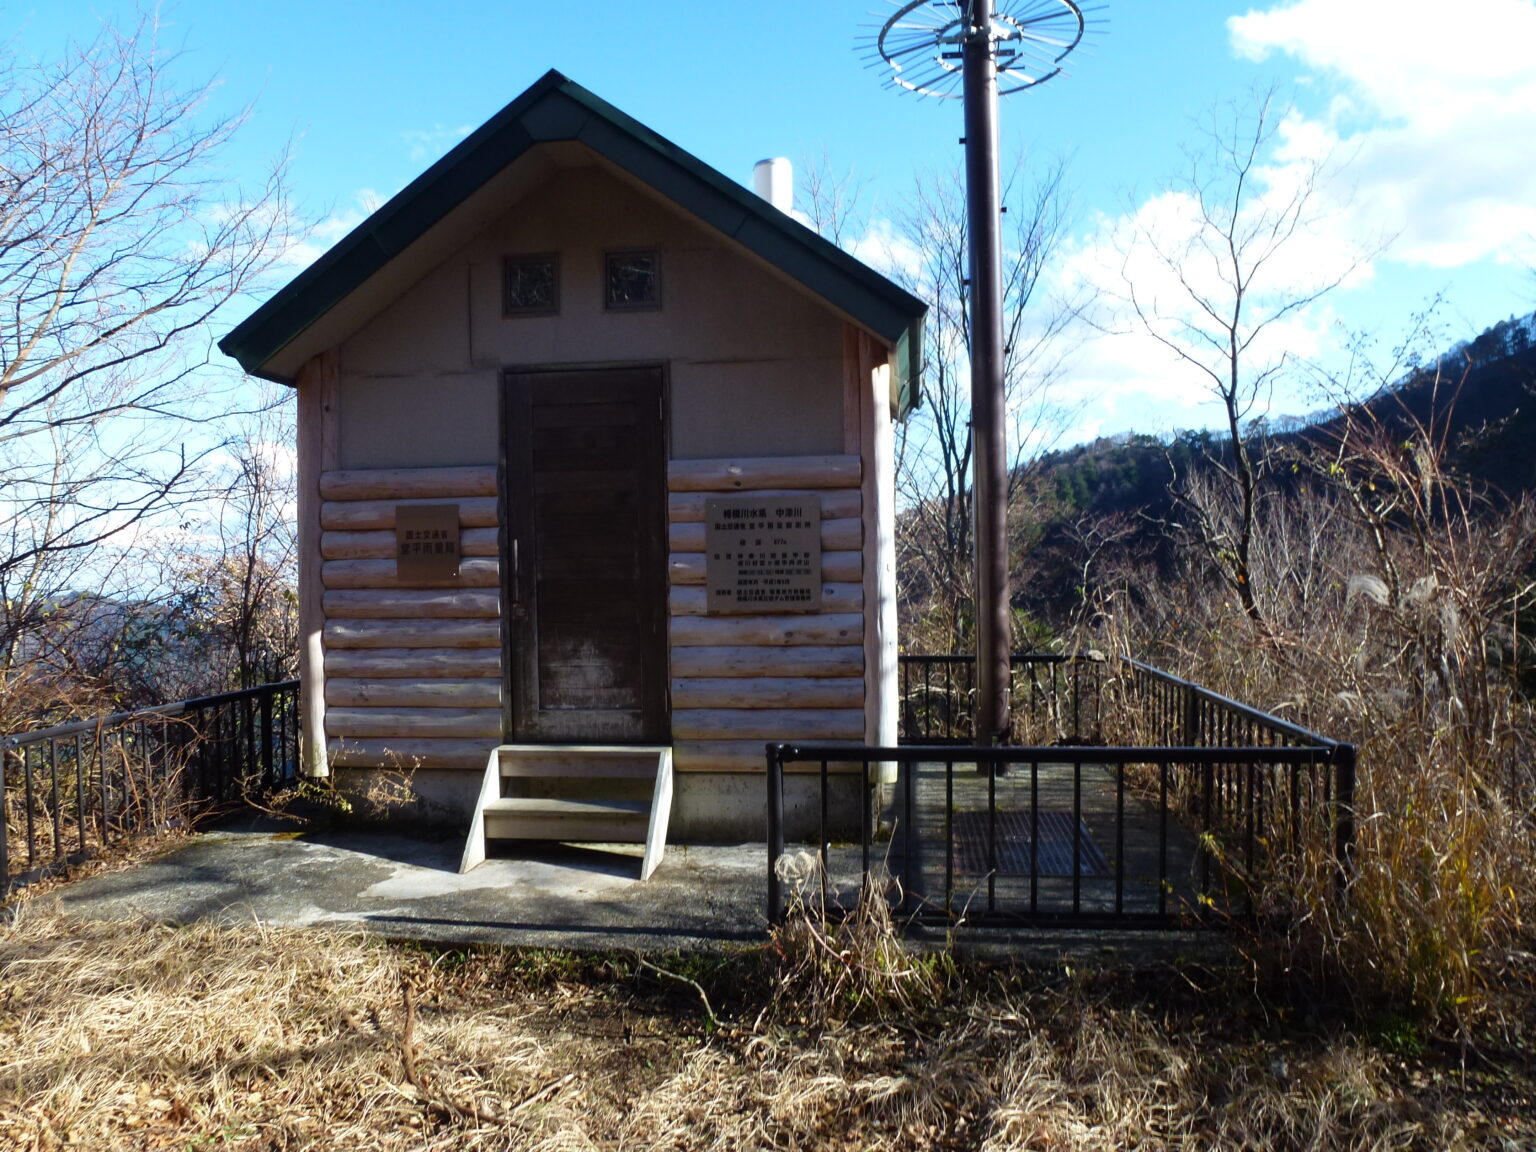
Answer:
395, 503, 461, 582
705, 495, 821, 614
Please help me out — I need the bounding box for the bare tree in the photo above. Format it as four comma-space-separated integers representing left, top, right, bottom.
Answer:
890, 159, 1075, 652
1111, 88, 1368, 632
161, 391, 299, 694
54, 396, 298, 711
217, 420, 299, 692
795, 146, 868, 250
0, 15, 291, 723
793, 151, 1076, 651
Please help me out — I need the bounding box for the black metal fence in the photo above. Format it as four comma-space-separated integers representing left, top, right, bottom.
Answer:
769, 655, 1355, 929
1120, 659, 1357, 891
2, 680, 300, 895
898, 652, 1104, 745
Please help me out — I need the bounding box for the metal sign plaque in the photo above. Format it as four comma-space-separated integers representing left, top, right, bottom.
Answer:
704, 495, 821, 614
395, 503, 461, 582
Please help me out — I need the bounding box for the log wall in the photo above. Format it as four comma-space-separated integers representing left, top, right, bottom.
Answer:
314, 454, 874, 777
666, 455, 866, 773
318, 465, 504, 770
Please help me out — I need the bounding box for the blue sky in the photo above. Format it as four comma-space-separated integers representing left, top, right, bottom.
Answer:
12, 0, 1536, 443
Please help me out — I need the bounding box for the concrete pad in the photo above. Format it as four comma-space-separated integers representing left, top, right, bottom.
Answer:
48, 811, 1227, 963
53, 813, 770, 953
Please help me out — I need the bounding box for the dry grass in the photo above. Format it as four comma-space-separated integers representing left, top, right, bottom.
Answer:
1, 904, 1531, 1151
2, 735, 197, 885
1077, 388, 1536, 1039
765, 863, 950, 1028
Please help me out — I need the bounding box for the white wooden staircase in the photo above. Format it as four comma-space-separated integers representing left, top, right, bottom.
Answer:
459, 745, 674, 880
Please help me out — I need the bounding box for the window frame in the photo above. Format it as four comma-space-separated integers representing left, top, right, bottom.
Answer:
502, 252, 561, 317
603, 248, 663, 312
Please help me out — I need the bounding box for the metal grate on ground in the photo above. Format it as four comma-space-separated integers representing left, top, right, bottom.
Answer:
951, 810, 1111, 877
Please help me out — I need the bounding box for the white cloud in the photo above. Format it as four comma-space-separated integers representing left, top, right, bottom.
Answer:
1229, 0, 1536, 125
277, 188, 386, 271
1046, 0, 1536, 438
1056, 302, 1338, 436
849, 217, 926, 283
1228, 0, 1536, 269
1055, 159, 1353, 434
401, 123, 475, 164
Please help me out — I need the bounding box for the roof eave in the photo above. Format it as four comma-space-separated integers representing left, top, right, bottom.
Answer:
219, 69, 927, 384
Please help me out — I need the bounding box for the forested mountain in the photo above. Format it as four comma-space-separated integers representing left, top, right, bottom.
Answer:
1007, 311, 1536, 621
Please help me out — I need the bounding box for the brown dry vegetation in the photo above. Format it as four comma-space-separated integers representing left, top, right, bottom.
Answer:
1, 903, 1532, 1152
1084, 389, 1536, 1040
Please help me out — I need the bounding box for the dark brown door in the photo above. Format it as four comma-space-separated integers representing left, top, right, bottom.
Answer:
504, 367, 667, 743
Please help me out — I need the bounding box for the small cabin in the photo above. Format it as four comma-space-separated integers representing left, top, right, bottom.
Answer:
221, 71, 925, 858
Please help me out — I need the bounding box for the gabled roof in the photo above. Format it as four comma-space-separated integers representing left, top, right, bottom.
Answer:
220, 69, 926, 412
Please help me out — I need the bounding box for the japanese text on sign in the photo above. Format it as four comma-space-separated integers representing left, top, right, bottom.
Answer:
395, 503, 461, 582
704, 495, 821, 614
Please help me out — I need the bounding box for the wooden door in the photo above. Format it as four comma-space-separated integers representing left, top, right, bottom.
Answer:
504, 367, 667, 743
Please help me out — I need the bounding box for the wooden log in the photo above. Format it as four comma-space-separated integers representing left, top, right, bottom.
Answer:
321, 496, 499, 530
667, 489, 861, 522
856, 325, 899, 750
322, 558, 501, 590
668, 518, 860, 553
670, 677, 863, 709
325, 678, 502, 708
325, 647, 503, 678
323, 588, 501, 619
324, 619, 501, 649
667, 456, 860, 492
672, 741, 770, 772
320, 465, 498, 501
782, 756, 867, 775
326, 707, 503, 740
322, 527, 499, 560
668, 645, 863, 678
668, 550, 861, 586
673, 739, 863, 773
296, 350, 336, 778
327, 737, 495, 771
669, 614, 862, 648
671, 708, 865, 741
668, 583, 862, 616
827, 520, 864, 551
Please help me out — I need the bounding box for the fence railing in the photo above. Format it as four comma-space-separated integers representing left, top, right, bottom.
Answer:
2, 680, 300, 894
898, 652, 1105, 745
770, 655, 1355, 929
1119, 659, 1357, 890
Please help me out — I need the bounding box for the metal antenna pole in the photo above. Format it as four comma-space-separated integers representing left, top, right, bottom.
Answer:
866, 0, 1097, 744
963, 0, 1010, 746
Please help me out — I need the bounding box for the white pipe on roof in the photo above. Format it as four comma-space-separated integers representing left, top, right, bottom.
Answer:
752, 158, 794, 214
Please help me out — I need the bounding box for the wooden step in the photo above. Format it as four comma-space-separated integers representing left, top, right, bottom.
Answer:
482, 796, 649, 841
498, 744, 669, 778
460, 744, 674, 880
484, 797, 649, 818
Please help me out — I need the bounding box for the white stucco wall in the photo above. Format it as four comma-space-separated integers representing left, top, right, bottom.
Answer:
334, 161, 845, 468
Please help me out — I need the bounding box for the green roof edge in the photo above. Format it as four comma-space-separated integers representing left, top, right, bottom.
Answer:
219, 69, 926, 413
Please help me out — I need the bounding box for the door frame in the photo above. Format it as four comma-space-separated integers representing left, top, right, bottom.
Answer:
498, 361, 671, 744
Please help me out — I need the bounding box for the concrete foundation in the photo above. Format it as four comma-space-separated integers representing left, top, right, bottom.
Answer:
324, 766, 869, 844
671, 772, 866, 842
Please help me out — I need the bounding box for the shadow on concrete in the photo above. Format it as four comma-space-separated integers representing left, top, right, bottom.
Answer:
49, 804, 1225, 962
363, 913, 762, 944
52, 812, 770, 952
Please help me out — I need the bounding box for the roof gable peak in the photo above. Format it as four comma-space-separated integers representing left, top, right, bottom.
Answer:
220, 70, 924, 410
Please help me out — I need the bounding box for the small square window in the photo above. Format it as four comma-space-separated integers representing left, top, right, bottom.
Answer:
604, 249, 661, 310
503, 254, 559, 315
